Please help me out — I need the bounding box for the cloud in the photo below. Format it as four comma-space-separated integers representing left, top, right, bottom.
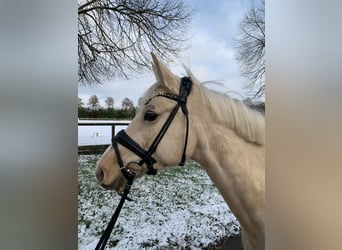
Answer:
177, 30, 244, 97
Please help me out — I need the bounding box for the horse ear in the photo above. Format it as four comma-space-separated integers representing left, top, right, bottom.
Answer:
151, 52, 178, 93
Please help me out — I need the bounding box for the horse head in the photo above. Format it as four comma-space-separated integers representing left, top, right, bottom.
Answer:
95, 53, 199, 192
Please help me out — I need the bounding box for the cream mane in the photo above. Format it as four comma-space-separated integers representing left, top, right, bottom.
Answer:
139, 69, 265, 145
186, 69, 265, 145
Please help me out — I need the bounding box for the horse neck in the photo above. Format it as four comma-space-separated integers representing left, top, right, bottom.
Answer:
190, 99, 265, 234
192, 123, 265, 195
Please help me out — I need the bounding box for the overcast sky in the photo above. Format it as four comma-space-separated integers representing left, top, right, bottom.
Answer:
78, 0, 251, 108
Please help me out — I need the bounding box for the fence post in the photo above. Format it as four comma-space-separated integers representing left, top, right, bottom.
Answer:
111, 125, 115, 138
78, 121, 130, 154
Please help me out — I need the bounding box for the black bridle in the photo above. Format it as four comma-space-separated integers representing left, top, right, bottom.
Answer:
112, 76, 193, 178
95, 77, 193, 250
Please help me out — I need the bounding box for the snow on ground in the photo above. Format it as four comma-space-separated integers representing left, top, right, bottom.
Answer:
78, 155, 240, 249
78, 125, 127, 146
78, 119, 130, 146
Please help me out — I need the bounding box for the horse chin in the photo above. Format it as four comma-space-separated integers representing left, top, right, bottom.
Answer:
101, 175, 127, 192
100, 183, 115, 190
114, 182, 127, 193
152, 161, 165, 171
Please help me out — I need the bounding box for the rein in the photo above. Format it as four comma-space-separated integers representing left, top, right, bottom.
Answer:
95, 77, 193, 249
95, 173, 134, 250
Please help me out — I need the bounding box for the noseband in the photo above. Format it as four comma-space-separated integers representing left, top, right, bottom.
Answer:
111, 77, 193, 179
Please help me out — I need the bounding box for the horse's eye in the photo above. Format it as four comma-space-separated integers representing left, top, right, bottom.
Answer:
144, 111, 158, 121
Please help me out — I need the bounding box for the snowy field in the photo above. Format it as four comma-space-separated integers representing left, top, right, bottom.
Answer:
78, 120, 129, 146
78, 155, 240, 249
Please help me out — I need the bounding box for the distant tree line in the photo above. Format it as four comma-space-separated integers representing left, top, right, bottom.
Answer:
78, 95, 264, 120
78, 95, 136, 119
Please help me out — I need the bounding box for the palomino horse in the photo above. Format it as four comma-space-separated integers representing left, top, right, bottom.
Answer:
96, 53, 265, 250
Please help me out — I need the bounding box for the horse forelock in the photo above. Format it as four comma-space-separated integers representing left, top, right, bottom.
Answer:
138, 84, 160, 107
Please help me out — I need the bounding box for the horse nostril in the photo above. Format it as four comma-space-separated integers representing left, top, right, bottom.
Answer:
96, 167, 104, 183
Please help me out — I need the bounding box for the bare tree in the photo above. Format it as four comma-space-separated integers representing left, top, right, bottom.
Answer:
88, 95, 101, 110
121, 97, 134, 110
78, 97, 84, 107
78, 0, 194, 85
236, 0, 265, 98
105, 97, 114, 109
121, 97, 135, 118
